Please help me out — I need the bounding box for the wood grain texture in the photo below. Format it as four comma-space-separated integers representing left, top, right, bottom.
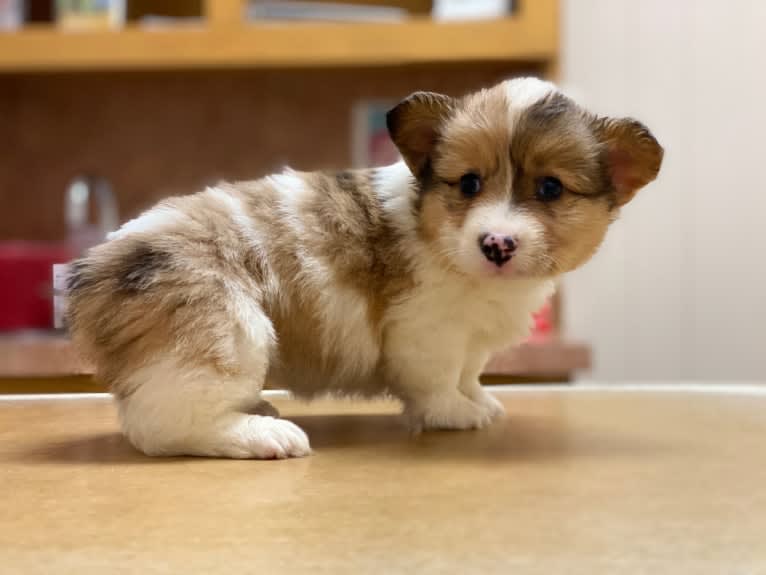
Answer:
1, 387, 764, 573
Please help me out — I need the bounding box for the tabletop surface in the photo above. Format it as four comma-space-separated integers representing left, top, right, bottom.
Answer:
1, 385, 765, 574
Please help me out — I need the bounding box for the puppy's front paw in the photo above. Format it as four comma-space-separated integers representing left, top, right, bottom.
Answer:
407, 392, 492, 432
470, 386, 506, 420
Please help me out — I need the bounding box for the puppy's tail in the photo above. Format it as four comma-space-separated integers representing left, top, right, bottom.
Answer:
65, 238, 176, 390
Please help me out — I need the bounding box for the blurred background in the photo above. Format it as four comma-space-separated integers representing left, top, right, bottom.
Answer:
0, 0, 763, 388
562, 0, 766, 383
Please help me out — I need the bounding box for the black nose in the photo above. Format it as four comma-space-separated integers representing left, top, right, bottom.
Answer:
479, 233, 516, 267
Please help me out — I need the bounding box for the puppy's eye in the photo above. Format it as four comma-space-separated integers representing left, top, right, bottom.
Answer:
459, 173, 482, 198
536, 176, 563, 202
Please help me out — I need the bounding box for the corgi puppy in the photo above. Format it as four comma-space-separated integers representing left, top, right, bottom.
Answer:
66, 78, 663, 459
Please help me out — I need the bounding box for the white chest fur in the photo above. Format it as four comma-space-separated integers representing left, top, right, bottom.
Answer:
381, 263, 554, 393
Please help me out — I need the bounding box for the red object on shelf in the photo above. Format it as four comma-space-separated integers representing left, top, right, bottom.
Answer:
0, 242, 73, 331
526, 300, 554, 343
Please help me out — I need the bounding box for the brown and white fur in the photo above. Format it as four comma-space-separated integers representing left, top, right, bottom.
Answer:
66, 78, 663, 459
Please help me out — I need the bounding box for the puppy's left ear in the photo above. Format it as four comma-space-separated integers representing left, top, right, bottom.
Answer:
593, 117, 664, 206
386, 91, 454, 178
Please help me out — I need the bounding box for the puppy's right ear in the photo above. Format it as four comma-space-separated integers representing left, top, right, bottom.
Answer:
386, 91, 454, 178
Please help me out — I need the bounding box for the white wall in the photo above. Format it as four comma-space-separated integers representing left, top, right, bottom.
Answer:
561, 0, 766, 381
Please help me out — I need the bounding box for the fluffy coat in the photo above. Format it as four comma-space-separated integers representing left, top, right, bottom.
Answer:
66, 78, 663, 458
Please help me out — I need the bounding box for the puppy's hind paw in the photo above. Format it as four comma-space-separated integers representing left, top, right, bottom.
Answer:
215, 415, 311, 459
249, 417, 312, 459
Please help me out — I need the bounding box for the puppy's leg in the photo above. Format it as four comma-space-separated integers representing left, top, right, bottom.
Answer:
116, 307, 310, 459
118, 362, 309, 458
457, 352, 506, 420
393, 352, 492, 432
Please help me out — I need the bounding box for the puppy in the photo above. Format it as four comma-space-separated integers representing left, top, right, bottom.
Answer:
66, 78, 662, 459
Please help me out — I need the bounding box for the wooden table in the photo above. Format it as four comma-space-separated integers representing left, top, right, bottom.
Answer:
1, 385, 764, 574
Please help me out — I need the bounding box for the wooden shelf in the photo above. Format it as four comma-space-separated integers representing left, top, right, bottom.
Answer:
0, 332, 589, 382
484, 337, 590, 378
0, 1, 556, 72
0, 333, 90, 377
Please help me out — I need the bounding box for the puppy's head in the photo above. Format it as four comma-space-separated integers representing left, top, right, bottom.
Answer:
386, 78, 663, 278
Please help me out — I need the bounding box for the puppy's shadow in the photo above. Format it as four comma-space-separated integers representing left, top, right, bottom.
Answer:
289, 412, 675, 462
17, 411, 674, 465
16, 432, 175, 465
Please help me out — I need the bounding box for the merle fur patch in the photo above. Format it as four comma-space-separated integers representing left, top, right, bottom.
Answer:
118, 243, 170, 294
